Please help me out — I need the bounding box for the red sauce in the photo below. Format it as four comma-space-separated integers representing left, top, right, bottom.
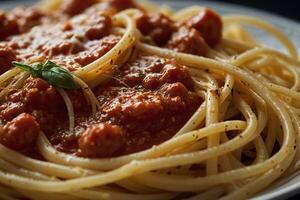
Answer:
186, 8, 223, 47
167, 26, 207, 56
106, 0, 139, 11
135, 9, 222, 54
0, 113, 40, 151
59, 0, 98, 16
136, 13, 176, 46
1, 12, 116, 72
0, 55, 201, 157
0, 1, 225, 158
82, 0, 140, 16
78, 123, 125, 157
0, 45, 16, 73
0, 7, 51, 41
50, 55, 202, 157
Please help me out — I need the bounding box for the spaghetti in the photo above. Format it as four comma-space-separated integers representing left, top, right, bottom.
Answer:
0, 0, 299, 199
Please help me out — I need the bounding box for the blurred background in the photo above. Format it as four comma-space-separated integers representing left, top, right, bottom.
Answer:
215, 0, 299, 21
0, 0, 298, 22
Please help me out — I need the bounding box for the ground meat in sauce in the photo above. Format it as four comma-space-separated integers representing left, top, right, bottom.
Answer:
2, 12, 116, 71
0, 1, 210, 158
78, 123, 125, 157
0, 113, 40, 151
0, 7, 49, 41
49, 55, 201, 157
0, 45, 17, 74
0, 11, 19, 41
0, 56, 201, 157
136, 13, 176, 46
166, 26, 207, 56
0, 78, 65, 132
136, 8, 223, 50
106, 0, 138, 11
74, 35, 121, 67
82, 0, 139, 17
186, 8, 223, 47
0, 55, 201, 158
0, 78, 66, 153
85, 13, 112, 40
116, 56, 194, 90
59, 0, 98, 16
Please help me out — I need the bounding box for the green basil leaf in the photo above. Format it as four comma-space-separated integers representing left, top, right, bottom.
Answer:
42, 60, 60, 71
12, 60, 79, 90
33, 63, 44, 77
12, 62, 39, 77
42, 67, 79, 89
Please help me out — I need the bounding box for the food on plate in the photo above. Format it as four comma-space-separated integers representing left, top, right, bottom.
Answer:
0, 0, 299, 199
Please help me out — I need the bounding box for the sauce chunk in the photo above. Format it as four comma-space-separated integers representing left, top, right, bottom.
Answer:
186, 8, 223, 47
136, 13, 176, 46
79, 123, 124, 158
167, 26, 207, 56
60, 0, 98, 16
0, 45, 17, 74
0, 7, 49, 40
0, 113, 40, 151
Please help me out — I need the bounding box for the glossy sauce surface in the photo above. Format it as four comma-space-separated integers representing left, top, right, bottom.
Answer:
0, 55, 201, 158
52, 55, 201, 157
0, 0, 223, 158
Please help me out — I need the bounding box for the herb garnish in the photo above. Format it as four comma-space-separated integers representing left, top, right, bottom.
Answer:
12, 60, 79, 89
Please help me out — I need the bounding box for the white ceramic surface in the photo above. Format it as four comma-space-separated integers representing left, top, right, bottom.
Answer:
1, 0, 300, 199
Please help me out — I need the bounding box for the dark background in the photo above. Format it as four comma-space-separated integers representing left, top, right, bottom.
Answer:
213, 0, 299, 22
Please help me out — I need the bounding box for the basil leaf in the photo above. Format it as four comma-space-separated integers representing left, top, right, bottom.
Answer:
42, 60, 60, 71
42, 67, 79, 89
12, 62, 39, 77
12, 60, 79, 90
33, 63, 44, 77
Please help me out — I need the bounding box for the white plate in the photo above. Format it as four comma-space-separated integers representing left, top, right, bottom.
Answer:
1, 0, 300, 199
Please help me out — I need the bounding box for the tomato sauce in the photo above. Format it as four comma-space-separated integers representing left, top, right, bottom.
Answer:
0, 0, 223, 158
51, 55, 202, 157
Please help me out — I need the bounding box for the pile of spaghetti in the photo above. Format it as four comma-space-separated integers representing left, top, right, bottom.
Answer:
0, 0, 299, 199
